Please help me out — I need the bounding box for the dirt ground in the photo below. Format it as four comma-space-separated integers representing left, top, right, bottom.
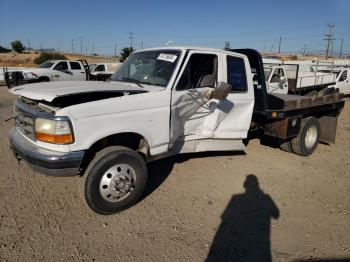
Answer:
0, 86, 349, 262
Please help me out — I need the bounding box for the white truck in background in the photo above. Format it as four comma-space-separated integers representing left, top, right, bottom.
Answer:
4, 60, 90, 88
264, 64, 337, 95
89, 62, 121, 81
321, 68, 350, 95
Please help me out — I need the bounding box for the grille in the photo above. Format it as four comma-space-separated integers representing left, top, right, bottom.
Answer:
15, 106, 35, 140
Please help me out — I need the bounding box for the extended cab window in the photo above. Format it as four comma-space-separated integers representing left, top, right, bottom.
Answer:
54, 62, 68, 71
227, 56, 247, 92
70, 62, 81, 70
94, 65, 105, 72
176, 54, 217, 90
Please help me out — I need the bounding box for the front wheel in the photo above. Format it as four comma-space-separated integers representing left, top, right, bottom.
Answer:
81, 146, 147, 214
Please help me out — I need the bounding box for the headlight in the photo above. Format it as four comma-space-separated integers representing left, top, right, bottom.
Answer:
35, 118, 74, 144
23, 72, 38, 80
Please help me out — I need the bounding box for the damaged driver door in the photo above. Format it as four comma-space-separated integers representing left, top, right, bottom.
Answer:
169, 50, 254, 153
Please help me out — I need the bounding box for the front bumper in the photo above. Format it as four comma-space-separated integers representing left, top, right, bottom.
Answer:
9, 128, 85, 176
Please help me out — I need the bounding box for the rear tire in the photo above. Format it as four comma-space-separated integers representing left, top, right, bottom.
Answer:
80, 146, 147, 215
279, 139, 293, 153
291, 117, 320, 156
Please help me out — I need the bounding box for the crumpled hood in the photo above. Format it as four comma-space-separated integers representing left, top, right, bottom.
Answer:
9, 81, 162, 102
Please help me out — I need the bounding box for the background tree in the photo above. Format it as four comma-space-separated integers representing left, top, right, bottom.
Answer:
11, 40, 25, 53
34, 52, 67, 64
0, 45, 11, 53
119, 47, 134, 62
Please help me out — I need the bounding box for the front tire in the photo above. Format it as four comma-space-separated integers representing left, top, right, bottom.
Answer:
81, 146, 147, 215
291, 117, 320, 156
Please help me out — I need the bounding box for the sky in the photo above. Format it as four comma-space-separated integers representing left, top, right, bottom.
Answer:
0, 0, 350, 56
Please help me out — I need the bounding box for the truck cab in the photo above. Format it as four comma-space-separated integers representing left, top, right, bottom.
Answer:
265, 65, 288, 94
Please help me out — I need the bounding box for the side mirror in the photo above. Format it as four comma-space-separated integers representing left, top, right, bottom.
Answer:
280, 76, 287, 83
204, 82, 232, 101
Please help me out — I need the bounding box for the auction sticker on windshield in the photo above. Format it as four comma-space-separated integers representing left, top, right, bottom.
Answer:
157, 53, 177, 63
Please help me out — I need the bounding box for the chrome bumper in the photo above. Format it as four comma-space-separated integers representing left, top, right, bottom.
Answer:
9, 128, 85, 176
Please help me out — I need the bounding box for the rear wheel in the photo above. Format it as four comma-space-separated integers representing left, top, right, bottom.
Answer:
291, 117, 320, 156
279, 139, 293, 153
80, 146, 147, 215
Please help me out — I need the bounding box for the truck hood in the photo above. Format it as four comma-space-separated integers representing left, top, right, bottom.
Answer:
9, 81, 163, 102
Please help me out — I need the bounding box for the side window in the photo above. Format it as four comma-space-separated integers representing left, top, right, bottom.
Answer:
70, 62, 82, 70
270, 68, 280, 83
54, 62, 68, 71
176, 54, 217, 90
339, 70, 347, 82
227, 56, 247, 92
94, 65, 105, 72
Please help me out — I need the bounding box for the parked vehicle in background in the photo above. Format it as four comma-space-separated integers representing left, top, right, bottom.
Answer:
264, 64, 337, 94
322, 68, 350, 95
4, 60, 90, 88
8, 47, 345, 214
89, 62, 121, 81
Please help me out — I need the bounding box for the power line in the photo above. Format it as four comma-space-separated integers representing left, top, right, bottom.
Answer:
323, 24, 335, 60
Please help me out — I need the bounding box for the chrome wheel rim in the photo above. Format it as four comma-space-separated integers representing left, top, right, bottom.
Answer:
305, 125, 318, 149
99, 164, 136, 203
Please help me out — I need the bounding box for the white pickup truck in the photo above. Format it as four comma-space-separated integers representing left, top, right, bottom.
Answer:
5, 60, 89, 87
89, 62, 121, 81
323, 68, 350, 95
264, 64, 337, 95
9, 47, 345, 214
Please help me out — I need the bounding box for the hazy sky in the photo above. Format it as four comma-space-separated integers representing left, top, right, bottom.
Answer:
1, 0, 349, 55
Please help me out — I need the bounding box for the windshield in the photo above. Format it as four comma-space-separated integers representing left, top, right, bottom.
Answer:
111, 50, 181, 87
264, 68, 272, 80
39, 61, 55, 68
89, 64, 97, 72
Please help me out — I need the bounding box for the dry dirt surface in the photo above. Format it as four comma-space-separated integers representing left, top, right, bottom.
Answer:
0, 86, 349, 262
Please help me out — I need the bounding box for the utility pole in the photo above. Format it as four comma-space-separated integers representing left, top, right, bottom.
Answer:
271, 44, 274, 52
140, 41, 143, 50
27, 39, 31, 51
278, 36, 282, 53
128, 32, 134, 48
263, 38, 266, 52
302, 45, 307, 57
85, 47, 88, 54
92, 44, 95, 54
114, 43, 117, 57
71, 39, 75, 54
80, 37, 83, 55
339, 38, 343, 58
323, 24, 335, 60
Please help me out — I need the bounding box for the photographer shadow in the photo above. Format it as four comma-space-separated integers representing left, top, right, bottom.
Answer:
206, 174, 279, 262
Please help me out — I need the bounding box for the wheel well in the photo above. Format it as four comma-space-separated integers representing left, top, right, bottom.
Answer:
79, 133, 149, 176
38, 76, 50, 81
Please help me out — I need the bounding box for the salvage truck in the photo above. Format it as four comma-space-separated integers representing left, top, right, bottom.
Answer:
8, 47, 344, 214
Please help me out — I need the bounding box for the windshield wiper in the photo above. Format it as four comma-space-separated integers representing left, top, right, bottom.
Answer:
120, 77, 144, 87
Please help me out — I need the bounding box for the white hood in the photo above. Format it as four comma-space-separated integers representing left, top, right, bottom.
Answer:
9, 81, 163, 102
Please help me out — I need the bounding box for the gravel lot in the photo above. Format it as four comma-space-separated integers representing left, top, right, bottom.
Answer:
0, 86, 349, 261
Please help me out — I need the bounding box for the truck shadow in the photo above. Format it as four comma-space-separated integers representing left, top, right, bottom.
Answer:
142, 151, 245, 201
206, 174, 279, 262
